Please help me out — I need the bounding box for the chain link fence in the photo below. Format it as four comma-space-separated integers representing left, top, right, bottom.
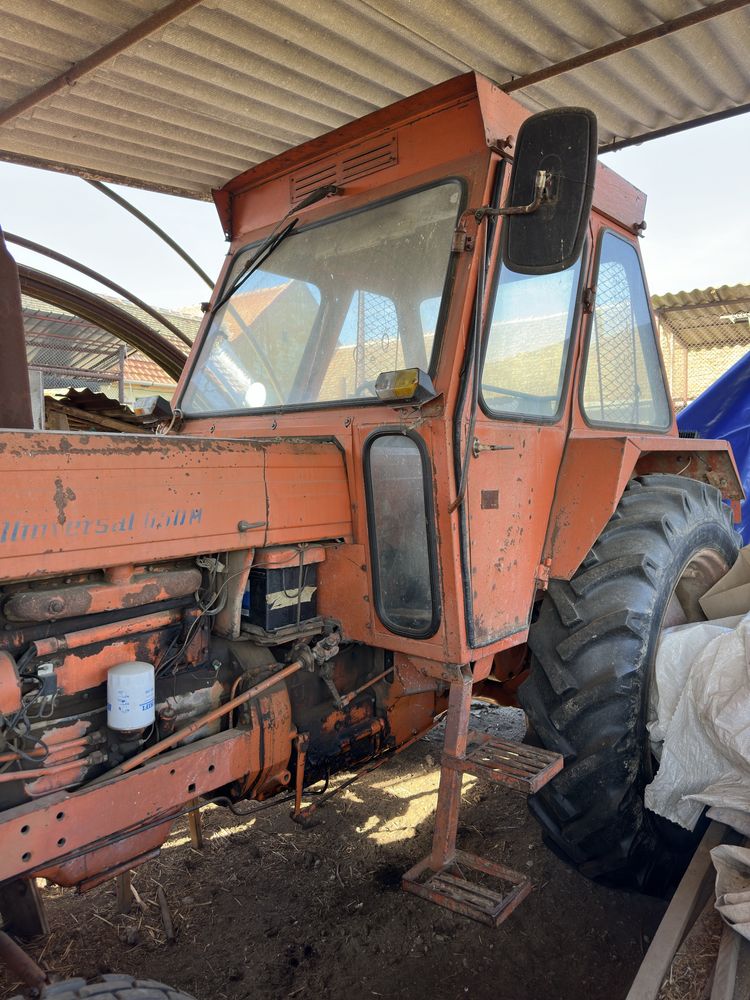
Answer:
654, 286, 750, 412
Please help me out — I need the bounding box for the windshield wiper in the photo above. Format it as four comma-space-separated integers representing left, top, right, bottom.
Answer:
210, 183, 341, 315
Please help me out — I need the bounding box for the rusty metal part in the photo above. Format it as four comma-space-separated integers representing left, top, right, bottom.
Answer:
0, 729, 253, 883
31, 608, 185, 658
293, 725, 427, 824
402, 665, 562, 925
0, 651, 21, 713
18, 264, 186, 379
4, 232, 192, 347
503, 0, 750, 96
402, 850, 531, 928
338, 665, 395, 709
87, 180, 214, 289
0, 752, 106, 786
45, 826, 170, 891
0, 431, 350, 583
0, 930, 47, 990
0, 735, 92, 766
90, 658, 305, 783
253, 545, 327, 569
5, 567, 202, 622
442, 733, 563, 794
291, 732, 309, 820
213, 548, 254, 641
0, 230, 33, 429
0, 0, 205, 128
430, 669, 473, 869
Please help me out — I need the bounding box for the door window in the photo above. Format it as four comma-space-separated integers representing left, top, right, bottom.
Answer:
581, 232, 671, 428
365, 433, 439, 638
481, 258, 582, 420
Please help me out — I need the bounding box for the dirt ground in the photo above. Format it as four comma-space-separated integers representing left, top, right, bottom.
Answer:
1, 707, 667, 1000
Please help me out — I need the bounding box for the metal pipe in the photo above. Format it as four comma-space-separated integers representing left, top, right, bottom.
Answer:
602, 101, 750, 152
93, 658, 305, 782
0, 930, 47, 991
0, 753, 102, 785
0, 736, 90, 764
0, 229, 33, 428
0, 0, 205, 128
504, 0, 750, 94
87, 181, 214, 289
32, 608, 184, 658
339, 665, 395, 709
4, 232, 192, 347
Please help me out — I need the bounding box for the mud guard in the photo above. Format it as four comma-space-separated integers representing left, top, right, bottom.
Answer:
543, 433, 744, 580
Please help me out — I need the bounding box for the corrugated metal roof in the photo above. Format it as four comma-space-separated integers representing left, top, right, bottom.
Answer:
653, 282, 750, 349
0, 1, 747, 199
21, 295, 195, 388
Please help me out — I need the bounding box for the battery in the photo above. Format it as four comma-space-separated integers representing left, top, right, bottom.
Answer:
242, 565, 318, 631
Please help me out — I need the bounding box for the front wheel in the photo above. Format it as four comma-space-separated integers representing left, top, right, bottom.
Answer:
11, 975, 197, 999
520, 474, 739, 893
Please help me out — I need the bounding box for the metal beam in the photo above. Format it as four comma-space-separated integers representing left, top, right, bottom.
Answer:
601, 102, 750, 152
5, 232, 192, 348
86, 181, 214, 289
0, 0, 205, 128
503, 0, 750, 94
654, 295, 750, 315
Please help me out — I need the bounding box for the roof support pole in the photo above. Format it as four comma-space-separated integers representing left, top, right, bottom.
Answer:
0, 229, 33, 428
86, 181, 214, 289
503, 0, 750, 94
0, 0, 204, 128
4, 232, 192, 348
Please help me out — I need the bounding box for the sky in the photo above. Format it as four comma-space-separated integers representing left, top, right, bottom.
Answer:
0, 112, 747, 312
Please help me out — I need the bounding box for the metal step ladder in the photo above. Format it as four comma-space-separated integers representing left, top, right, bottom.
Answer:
402, 667, 563, 926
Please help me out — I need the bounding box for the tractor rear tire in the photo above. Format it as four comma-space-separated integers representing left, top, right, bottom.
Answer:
10, 975, 197, 999
520, 474, 739, 893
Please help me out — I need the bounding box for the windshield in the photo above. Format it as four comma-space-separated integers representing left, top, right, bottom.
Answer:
180, 181, 463, 413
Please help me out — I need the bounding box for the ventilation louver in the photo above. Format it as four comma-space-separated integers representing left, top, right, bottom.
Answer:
290, 135, 398, 203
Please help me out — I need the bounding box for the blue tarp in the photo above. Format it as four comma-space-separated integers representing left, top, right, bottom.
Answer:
677, 351, 750, 543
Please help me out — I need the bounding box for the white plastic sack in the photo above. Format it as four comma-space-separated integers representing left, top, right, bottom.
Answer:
711, 844, 750, 941
644, 612, 750, 830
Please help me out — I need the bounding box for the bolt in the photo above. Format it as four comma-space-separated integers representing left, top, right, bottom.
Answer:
47, 598, 64, 615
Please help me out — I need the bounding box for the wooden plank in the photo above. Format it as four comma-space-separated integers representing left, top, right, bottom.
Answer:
115, 871, 133, 914
187, 801, 204, 850
0, 878, 49, 939
626, 822, 728, 1000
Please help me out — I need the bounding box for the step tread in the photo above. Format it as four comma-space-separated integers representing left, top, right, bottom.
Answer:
402, 849, 531, 927
444, 733, 563, 794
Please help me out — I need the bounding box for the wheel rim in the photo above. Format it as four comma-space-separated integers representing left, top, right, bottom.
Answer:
661, 548, 731, 629
648, 547, 731, 771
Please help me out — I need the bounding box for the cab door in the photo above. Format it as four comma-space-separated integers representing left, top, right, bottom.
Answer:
462, 254, 585, 647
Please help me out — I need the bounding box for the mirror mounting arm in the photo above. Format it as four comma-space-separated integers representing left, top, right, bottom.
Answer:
473, 169, 551, 223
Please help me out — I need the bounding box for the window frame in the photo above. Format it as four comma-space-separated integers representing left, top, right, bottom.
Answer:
578, 228, 673, 433
477, 238, 588, 425
177, 178, 467, 419
363, 428, 442, 640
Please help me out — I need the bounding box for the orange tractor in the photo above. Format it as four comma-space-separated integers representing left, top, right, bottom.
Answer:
0, 72, 742, 995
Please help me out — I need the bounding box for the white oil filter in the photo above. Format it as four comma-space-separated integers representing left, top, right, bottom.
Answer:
107, 661, 155, 731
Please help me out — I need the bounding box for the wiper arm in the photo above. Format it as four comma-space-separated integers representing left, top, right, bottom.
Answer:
212, 218, 298, 313
210, 183, 341, 315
